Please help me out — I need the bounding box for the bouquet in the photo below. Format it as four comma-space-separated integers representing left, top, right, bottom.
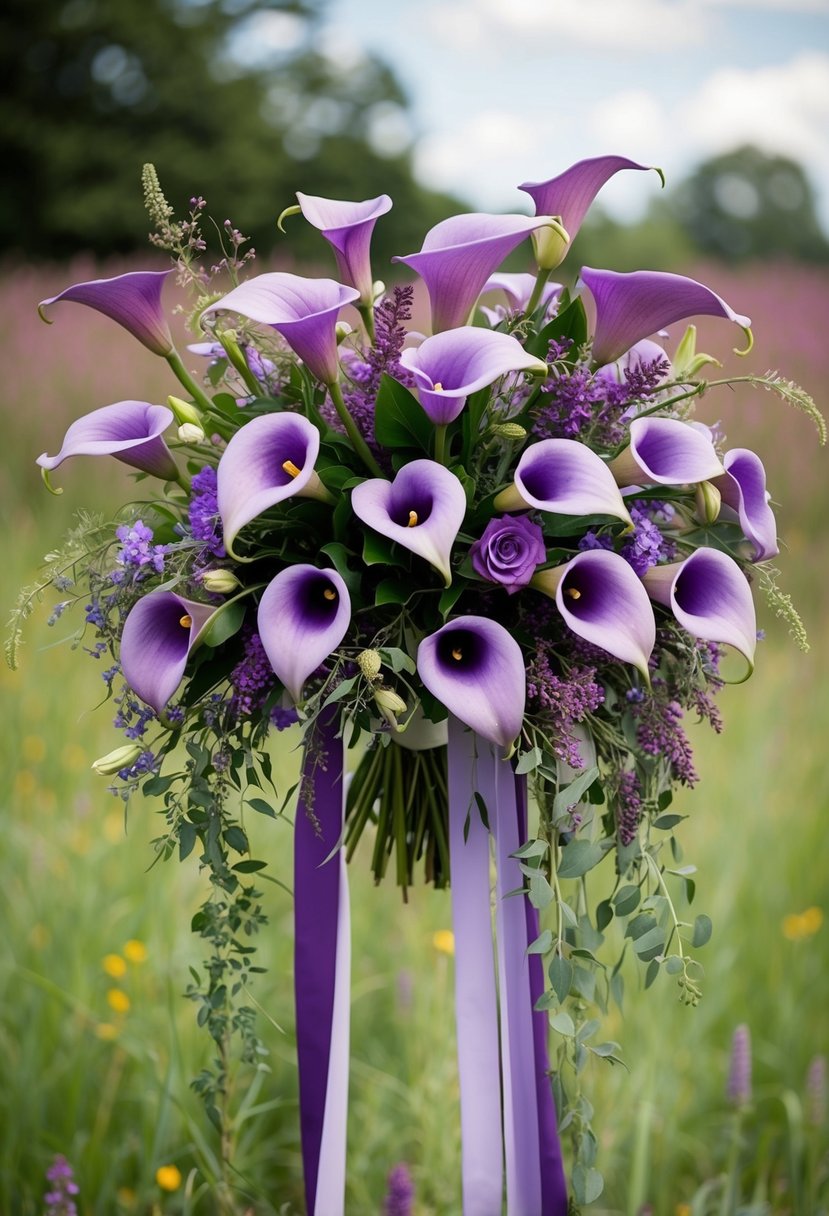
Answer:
12, 154, 824, 1213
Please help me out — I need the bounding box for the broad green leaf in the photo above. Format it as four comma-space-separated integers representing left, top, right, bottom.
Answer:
527, 929, 552, 955
613, 884, 641, 917
553, 765, 600, 816
572, 1163, 604, 1204
549, 1009, 575, 1037
557, 837, 606, 879
374, 374, 433, 451
548, 955, 573, 1004
692, 913, 713, 947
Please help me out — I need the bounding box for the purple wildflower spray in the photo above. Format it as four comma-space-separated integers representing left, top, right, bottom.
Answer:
43, 1155, 79, 1216
383, 1163, 414, 1216
726, 1023, 752, 1107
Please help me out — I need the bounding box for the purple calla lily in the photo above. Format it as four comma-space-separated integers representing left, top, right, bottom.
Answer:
531, 550, 656, 676
398, 328, 548, 425
392, 212, 563, 333
581, 267, 752, 366
608, 416, 724, 488
351, 460, 467, 586
258, 565, 351, 703
294, 192, 392, 305
417, 616, 526, 749
642, 547, 757, 669
37, 400, 178, 482
478, 273, 563, 325
494, 438, 633, 525
38, 270, 175, 356
712, 449, 779, 562
217, 412, 330, 556
121, 591, 215, 712
520, 156, 658, 268
203, 273, 360, 385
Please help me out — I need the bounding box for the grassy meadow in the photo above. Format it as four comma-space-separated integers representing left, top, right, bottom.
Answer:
1, 259, 827, 1214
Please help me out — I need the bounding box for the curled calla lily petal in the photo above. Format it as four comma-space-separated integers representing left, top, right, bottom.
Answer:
217, 412, 329, 556
478, 272, 563, 325
417, 616, 526, 749
712, 449, 779, 562
295, 192, 392, 304
37, 400, 178, 482
642, 547, 757, 670
494, 438, 633, 525
398, 328, 548, 425
203, 272, 360, 384
38, 270, 175, 356
520, 156, 659, 268
608, 416, 724, 487
351, 459, 467, 586
392, 212, 563, 333
581, 267, 752, 366
531, 550, 656, 676
258, 565, 351, 703
121, 592, 215, 712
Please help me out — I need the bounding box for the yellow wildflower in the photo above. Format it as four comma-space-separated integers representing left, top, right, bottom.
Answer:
782, 907, 824, 941
116, 1187, 137, 1208
675, 1206, 691, 1216
155, 1164, 182, 1191
103, 954, 127, 978
107, 988, 131, 1014
95, 1022, 119, 1041
123, 939, 148, 964
22, 735, 46, 763
14, 770, 36, 797
432, 929, 455, 956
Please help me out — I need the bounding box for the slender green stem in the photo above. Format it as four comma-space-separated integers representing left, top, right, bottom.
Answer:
644, 851, 684, 960
165, 348, 214, 413
525, 266, 553, 317
719, 1108, 744, 1216
327, 379, 384, 477
434, 424, 447, 465
219, 332, 262, 397
358, 302, 376, 345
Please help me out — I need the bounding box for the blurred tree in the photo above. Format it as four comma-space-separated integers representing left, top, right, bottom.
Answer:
0, 0, 460, 265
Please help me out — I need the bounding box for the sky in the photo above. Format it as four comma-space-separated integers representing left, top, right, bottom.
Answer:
311, 0, 829, 228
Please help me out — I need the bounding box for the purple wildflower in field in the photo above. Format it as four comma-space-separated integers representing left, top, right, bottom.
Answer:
43, 1154, 79, 1216
114, 520, 167, 576
633, 686, 698, 786
727, 1023, 752, 1107
189, 466, 225, 558
230, 631, 276, 718
383, 1163, 415, 1216
616, 771, 643, 845
806, 1055, 826, 1127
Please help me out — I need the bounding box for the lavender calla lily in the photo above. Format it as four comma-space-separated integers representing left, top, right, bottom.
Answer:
351, 459, 467, 586
581, 267, 752, 366
121, 591, 215, 712
608, 416, 725, 487
712, 449, 779, 562
203, 273, 360, 385
478, 273, 562, 325
258, 565, 351, 703
531, 550, 656, 676
398, 328, 548, 425
520, 155, 659, 269
217, 412, 330, 557
417, 616, 526, 749
37, 400, 178, 482
494, 438, 633, 525
392, 212, 566, 334
294, 192, 392, 305
642, 547, 757, 670
38, 270, 175, 356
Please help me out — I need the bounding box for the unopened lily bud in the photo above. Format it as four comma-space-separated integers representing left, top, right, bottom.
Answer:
672, 325, 722, 379
167, 395, 202, 427
374, 686, 407, 715
372, 280, 386, 301
335, 321, 353, 343
357, 648, 382, 681
91, 743, 144, 776
178, 423, 205, 444
493, 422, 528, 441
199, 568, 241, 594
695, 480, 722, 526
531, 216, 571, 271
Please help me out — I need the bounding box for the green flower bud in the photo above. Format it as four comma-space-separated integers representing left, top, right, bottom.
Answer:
178, 423, 206, 444
357, 649, 382, 681
167, 395, 202, 427
91, 743, 144, 776
374, 686, 407, 716
695, 480, 722, 526
199, 568, 242, 594
335, 321, 353, 343
531, 216, 571, 272
672, 325, 722, 379
493, 422, 528, 440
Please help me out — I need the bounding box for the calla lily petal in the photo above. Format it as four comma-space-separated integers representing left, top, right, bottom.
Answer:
531, 550, 655, 676
393, 213, 560, 333
608, 416, 724, 487
398, 328, 548, 425
295, 192, 392, 304
37, 400, 178, 481
642, 548, 757, 669
594, 339, 669, 386
479, 272, 563, 323
417, 616, 526, 749
203, 272, 360, 384
713, 449, 779, 562
121, 592, 215, 712
258, 565, 351, 703
581, 267, 752, 366
494, 438, 632, 525
351, 459, 467, 586
217, 412, 326, 555
38, 270, 175, 356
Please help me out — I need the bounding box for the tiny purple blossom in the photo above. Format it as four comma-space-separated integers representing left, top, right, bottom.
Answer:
295, 192, 392, 304
470, 515, 546, 593
37, 400, 178, 482
38, 269, 175, 355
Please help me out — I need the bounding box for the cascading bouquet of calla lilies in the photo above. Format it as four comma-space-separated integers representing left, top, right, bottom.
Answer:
14, 154, 824, 1213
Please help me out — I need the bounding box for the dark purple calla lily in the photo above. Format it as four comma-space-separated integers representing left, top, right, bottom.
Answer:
642, 547, 757, 670
203, 273, 360, 385
478, 273, 562, 325
417, 616, 526, 749
398, 328, 548, 425
351, 459, 467, 585
608, 417, 724, 487
37, 400, 178, 482
258, 565, 351, 703
520, 155, 659, 269
494, 438, 632, 525
392, 212, 563, 333
531, 550, 656, 676
38, 270, 175, 356
294, 192, 392, 305
121, 591, 215, 712
581, 267, 752, 366
712, 449, 778, 562
217, 412, 329, 556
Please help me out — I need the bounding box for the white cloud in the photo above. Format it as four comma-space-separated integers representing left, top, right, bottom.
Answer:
700, 0, 829, 10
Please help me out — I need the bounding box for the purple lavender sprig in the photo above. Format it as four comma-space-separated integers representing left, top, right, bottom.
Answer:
43, 1155, 79, 1216
727, 1023, 752, 1107
383, 1163, 415, 1216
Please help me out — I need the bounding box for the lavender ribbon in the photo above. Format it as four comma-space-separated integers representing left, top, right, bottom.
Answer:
294, 707, 350, 1216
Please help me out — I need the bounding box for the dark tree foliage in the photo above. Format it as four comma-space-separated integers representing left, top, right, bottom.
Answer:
0, 0, 461, 265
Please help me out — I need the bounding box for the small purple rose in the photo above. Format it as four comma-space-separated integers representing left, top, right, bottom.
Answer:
469, 515, 546, 594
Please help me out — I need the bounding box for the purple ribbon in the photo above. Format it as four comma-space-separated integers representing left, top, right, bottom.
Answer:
294, 707, 350, 1216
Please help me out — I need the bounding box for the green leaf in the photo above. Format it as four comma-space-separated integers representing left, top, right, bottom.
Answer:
644, 958, 661, 988
527, 295, 589, 360
374, 579, 410, 607
548, 955, 573, 1004
223, 825, 249, 854
553, 765, 600, 816
527, 929, 552, 955
557, 838, 606, 879
512, 838, 549, 859
692, 913, 713, 948
198, 600, 246, 649
632, 927, 666, 959
664, 954, 684, 975
613, 884, 641, 917
514, 746, 543, 775
653, 813, 687, 830
549, 1009, 575, 1037
246, 797, 277, 818
596, 899, 613, 931
438, 581, 466, 618
572, 1163, 604, 1204
374, 374, 433, 451
380, 647, 417, 675
362, 530, 406, 568
529, 872, 554, 910
232, 859, 267, 873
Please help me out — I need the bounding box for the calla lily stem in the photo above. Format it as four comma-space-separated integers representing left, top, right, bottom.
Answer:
357, 302, 376, 345
327, 379, 384, 476
525, 266, 553, 317
165, 349, 215, 414
434, 424, 448, 465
